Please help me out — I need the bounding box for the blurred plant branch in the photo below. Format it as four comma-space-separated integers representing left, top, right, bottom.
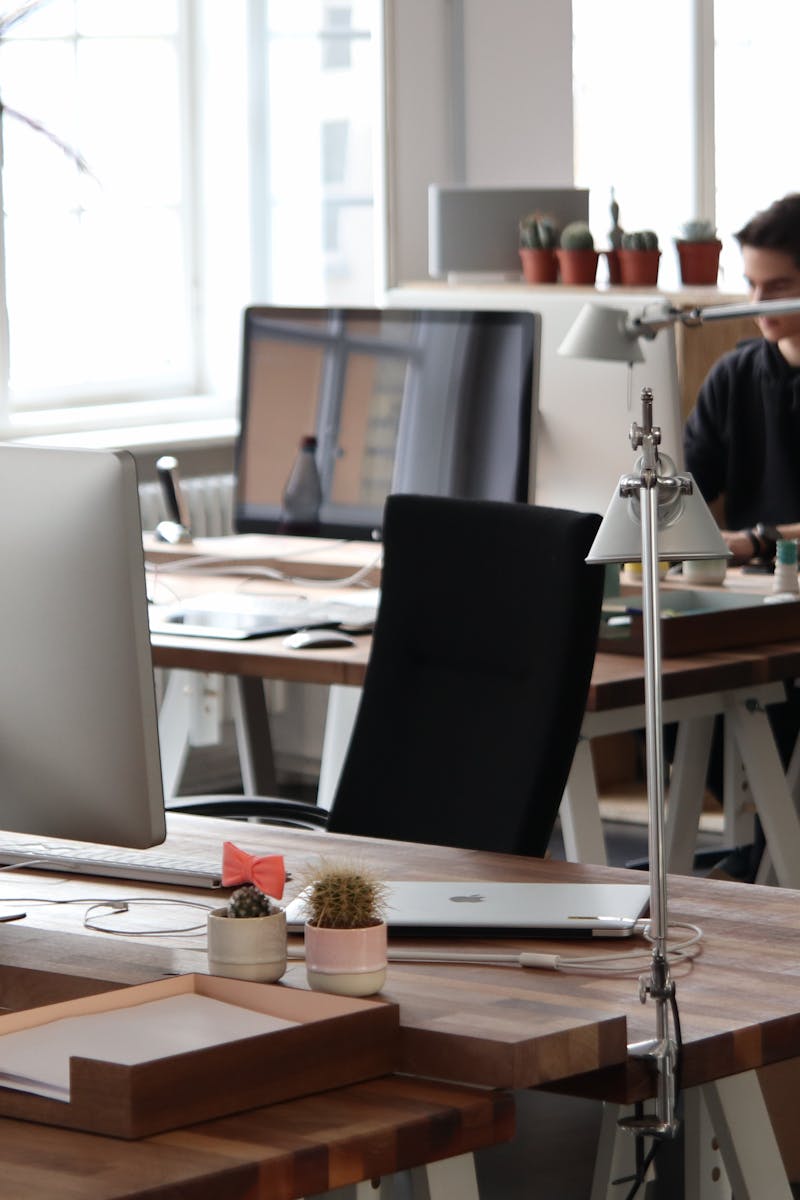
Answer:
0, 0, 91, 174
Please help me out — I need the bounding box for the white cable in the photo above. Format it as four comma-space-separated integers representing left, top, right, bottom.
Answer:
145, 550, 383, 590
285, 921, 704, 976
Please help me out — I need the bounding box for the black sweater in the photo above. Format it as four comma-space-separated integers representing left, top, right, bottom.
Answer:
684, 337, 800, 530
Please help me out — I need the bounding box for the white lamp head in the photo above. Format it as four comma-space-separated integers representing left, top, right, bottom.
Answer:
557, 303, 644, 364
586, 458, 731, 564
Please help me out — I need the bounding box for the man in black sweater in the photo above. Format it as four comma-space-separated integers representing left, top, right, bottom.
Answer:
685, 193, 800, 563
683, 193, 800, 879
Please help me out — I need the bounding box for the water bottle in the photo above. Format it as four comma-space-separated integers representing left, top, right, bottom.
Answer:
772, 539, 799, 595
280, 435, 323, 534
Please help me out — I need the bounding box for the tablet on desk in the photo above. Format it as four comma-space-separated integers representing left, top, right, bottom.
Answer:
149, 590, 378, 641
284, 880, 651, 939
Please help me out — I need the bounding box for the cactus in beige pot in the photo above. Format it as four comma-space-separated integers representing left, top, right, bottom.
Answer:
207, 884, 287, 982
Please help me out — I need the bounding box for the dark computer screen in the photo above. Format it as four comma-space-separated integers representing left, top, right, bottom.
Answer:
234, 305, 539, 540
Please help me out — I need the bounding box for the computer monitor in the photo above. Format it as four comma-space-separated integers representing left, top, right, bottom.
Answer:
0, 443, 165, 847
234, 305, 538, 540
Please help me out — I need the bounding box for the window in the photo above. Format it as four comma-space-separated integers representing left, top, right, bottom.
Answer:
0, 0, 194, 417
0, 0, 385, 435
249, 0, 382, 306
572, 0, 800, 292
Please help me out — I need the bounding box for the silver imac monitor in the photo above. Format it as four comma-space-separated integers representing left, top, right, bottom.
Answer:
234, 305, 538, 541
0, 443, 165, 847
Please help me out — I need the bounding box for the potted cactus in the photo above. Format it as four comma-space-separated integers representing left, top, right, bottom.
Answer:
618, 230, 661, 286
207, 884, 287, 983
518, 212, 559, 283
675, 219, 722, 285
300, 859, 388, 997
555, 221, 599, 286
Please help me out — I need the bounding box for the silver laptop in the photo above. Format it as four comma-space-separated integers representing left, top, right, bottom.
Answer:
284, 880, 651, 939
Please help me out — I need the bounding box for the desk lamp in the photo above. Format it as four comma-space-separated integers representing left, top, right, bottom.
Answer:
559, 292, 800, 1139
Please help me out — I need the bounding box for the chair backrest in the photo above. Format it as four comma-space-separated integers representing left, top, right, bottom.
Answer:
327, 494, 604, 857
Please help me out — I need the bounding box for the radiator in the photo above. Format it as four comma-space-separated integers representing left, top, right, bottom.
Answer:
139, 473, 236, 538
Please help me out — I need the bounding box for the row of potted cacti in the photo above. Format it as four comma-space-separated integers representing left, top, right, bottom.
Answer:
207, 859, 388, 997
519, 215, 722, 287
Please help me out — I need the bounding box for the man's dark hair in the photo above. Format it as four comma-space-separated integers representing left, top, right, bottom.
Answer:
735, 194, 800, 267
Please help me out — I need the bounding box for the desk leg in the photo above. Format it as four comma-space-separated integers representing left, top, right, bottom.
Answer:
407, 1153, 480, 1200
665, 715, 714, 875
317, 685, 361, 812
231, 677, 277, 794
560, 737, 608, 866
727, 696, 800, 889
158, 671, 190, 800
698, 1072, 792, 1200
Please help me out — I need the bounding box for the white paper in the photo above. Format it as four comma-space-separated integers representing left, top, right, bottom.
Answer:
0, 994, 296, 1102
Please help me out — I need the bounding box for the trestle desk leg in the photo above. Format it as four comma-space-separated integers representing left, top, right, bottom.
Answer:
665, 715, 714, 874
159, 669, 224, 801
231, 676, 277, 794
726, 696, 800, 889
317, 685, 361, 811
699, 1072, 792, 1200
560, 736, 608, 865
407, 1153, 480, 1200
683, 1086, 730, 1199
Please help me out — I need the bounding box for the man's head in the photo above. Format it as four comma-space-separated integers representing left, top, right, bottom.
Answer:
735, 195, 800, 346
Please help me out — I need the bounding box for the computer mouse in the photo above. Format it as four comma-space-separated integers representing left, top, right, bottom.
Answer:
283, 628, 357, 650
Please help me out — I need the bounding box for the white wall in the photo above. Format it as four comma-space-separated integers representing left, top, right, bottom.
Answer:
386, 0, 575, 285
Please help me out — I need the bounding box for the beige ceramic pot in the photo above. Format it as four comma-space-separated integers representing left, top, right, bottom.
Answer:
304, 921, 387, 996
207, 907, 287, 982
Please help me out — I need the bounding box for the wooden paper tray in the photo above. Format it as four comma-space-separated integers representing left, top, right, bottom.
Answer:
0, 973, 399, 1139
598, 588, 800, 657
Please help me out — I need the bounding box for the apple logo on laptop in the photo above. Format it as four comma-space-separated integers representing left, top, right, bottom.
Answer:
449, 893, 485, 903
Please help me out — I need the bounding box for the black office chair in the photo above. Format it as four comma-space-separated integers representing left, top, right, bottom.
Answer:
171, 494, 604, 858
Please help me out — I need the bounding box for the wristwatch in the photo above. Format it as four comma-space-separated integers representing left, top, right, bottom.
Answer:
753, 522, 781, 561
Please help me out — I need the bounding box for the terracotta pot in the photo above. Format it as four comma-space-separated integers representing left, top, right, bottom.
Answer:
554, 248, 599, 286
207, 907, 287, 982
304, 920, 387, 996
675, 239, 722, 286
519, 247, 558, 284
617, 249, 661, 287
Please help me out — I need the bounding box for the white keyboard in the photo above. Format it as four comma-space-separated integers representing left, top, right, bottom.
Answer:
0, 835, 223, 889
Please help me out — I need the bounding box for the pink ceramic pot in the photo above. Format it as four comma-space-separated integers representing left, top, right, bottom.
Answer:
304, 921, 387, 996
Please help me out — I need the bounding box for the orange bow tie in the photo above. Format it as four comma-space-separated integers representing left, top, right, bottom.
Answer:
222, 841, 286, 899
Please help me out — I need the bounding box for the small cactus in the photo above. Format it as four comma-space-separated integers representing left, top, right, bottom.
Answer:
519, 212, 558, 250
227, 884, 278, 918
679, 219, 717, 242
621, 229, 659, 252
301, 859, 387, 930
560, 220, 594, 251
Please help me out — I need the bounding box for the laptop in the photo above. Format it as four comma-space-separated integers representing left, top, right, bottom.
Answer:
284, 880, 651, 939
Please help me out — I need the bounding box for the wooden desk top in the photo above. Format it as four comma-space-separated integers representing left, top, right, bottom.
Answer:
4, 815, 800, 1107
0, 1075, 512, 1200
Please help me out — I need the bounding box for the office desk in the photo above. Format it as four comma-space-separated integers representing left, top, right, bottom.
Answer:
1, 814, 798, 1196
0, 1076, 512, 1200
151, 604, 800, 887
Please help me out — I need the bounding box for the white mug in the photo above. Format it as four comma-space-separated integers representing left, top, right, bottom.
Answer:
682, 558, 727, 586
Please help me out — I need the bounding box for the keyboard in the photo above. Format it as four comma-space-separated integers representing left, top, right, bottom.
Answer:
0, 835, 223, 889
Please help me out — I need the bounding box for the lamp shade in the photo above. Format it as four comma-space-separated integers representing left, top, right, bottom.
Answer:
557, 303, 645, 364
586, 466, 731, 564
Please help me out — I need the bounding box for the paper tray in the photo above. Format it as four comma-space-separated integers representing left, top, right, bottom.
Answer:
0, 974, 400, 1138
598, 588, 800, 656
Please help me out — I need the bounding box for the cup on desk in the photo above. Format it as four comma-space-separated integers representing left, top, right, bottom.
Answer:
682, 558, 728, 586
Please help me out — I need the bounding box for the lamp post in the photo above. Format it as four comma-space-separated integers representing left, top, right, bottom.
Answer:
586, 387, 729, 1137
560, 291, 800, 1138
